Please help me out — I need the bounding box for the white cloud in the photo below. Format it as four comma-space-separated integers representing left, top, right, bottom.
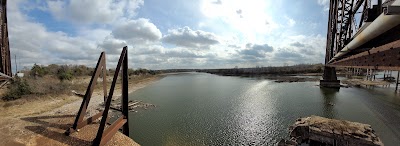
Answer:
162, 26, 219, 49
200, 0, 279, 42
7, 0, 132, 69
239, 43, 273, 58
133, 45, 164, 56
270, 35, 326, 64
47, 0, 144, 24
317, 0, 330, 11
212, 0, 222, 5
112, 18, 162, 42
7, 0, 328, 70
78, 28, 112, 42
286, 17, 296, 27
99, 37, 127, 55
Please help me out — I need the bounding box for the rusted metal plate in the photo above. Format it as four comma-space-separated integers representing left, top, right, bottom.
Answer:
98, 117, 127, 146
328, 39, 400, 70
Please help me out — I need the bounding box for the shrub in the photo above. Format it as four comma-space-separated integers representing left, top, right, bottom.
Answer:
128, 68, 135, 76
47, 64, 59, 75
3, 77, 32, 101
148, 70, 156, 75
72, 65, 91, 76
30, 63, 48, 77
57, 66, 74, 81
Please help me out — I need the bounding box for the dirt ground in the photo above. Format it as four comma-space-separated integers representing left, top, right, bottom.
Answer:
0, 75, 164, 146
341, 79, 390, 86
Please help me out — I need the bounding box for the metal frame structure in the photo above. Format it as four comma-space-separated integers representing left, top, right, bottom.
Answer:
65, 46, 129, 146
325, 0, 372, 63
0, 0, 11, 78
321, 0, 400, 87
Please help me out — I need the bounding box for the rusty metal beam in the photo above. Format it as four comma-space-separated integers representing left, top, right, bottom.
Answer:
329, 0, 400, 63
98, 117, 127, 146
102, 58, 107, 102
122, 46, 129, 136
353, 0, 365, 14
66, 47, 130, 146
93, 46, 129, 146
65, 52, 107, 135
325, 0, 339, 62
336, 0, 353, 53
327, 38, 400, 70
76, 111, 104, 129
359, 0, 368, 28
0, 0, 11, 77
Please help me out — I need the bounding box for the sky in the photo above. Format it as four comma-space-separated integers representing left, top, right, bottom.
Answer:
8, 0, 331, 70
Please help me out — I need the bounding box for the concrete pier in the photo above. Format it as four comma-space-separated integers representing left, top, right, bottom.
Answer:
320, 66, 340, 88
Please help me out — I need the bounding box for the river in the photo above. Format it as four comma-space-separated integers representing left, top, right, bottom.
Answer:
128, 72, 400, 146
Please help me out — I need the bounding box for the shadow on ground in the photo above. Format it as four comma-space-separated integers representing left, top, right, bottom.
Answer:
21, 114, 92, 145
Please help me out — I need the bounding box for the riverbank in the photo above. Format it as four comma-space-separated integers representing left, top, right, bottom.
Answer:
0, 74, 164, 146
205, 73, 321, 83
341, 79, 390, 87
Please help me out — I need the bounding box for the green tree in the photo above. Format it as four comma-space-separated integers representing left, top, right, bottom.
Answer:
30, 63, 48, 77
57, 65, 73, 81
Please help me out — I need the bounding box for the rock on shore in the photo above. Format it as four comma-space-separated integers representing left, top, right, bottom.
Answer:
278, 115, 383, 146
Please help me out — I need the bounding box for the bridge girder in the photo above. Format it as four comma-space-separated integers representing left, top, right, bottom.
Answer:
325, 0, 370, 63
0, 0, 11, 77
325, 0, 400, 70
321, 0, 391, 87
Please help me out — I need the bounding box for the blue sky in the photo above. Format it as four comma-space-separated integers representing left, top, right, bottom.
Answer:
8, 0, 330, 70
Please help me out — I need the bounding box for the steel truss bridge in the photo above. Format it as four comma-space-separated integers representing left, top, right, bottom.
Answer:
321, 0, 400, 87
0, 0, 11, 81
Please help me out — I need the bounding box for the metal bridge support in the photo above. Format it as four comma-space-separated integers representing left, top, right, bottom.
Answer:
0, 0, 11, 77
320, 66, 340, 88
396, 71, 400, 91
65, 46, 130, 146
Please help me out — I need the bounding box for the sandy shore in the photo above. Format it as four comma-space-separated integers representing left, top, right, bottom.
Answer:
0, 74, 164, 146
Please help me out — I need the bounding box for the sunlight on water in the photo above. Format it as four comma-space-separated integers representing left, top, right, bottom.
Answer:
235, 80, 276, 144
129, 73, 400, 146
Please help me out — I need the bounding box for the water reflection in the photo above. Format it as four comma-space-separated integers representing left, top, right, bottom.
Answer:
319, 87, 339, 119
129, 73, 400, 145
236, 80, 276, 145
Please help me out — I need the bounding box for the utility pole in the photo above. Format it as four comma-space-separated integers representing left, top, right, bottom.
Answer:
14, 54, 16, 74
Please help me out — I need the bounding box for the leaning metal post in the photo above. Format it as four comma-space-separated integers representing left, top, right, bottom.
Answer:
396, 71, 400, 91
122, 46, 129, 136
93, 46, 129, 146
65, 47, 130, 146
65, 52, 107, 135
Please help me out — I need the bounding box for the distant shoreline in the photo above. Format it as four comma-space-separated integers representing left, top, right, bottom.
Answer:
201, 71, 322, 83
